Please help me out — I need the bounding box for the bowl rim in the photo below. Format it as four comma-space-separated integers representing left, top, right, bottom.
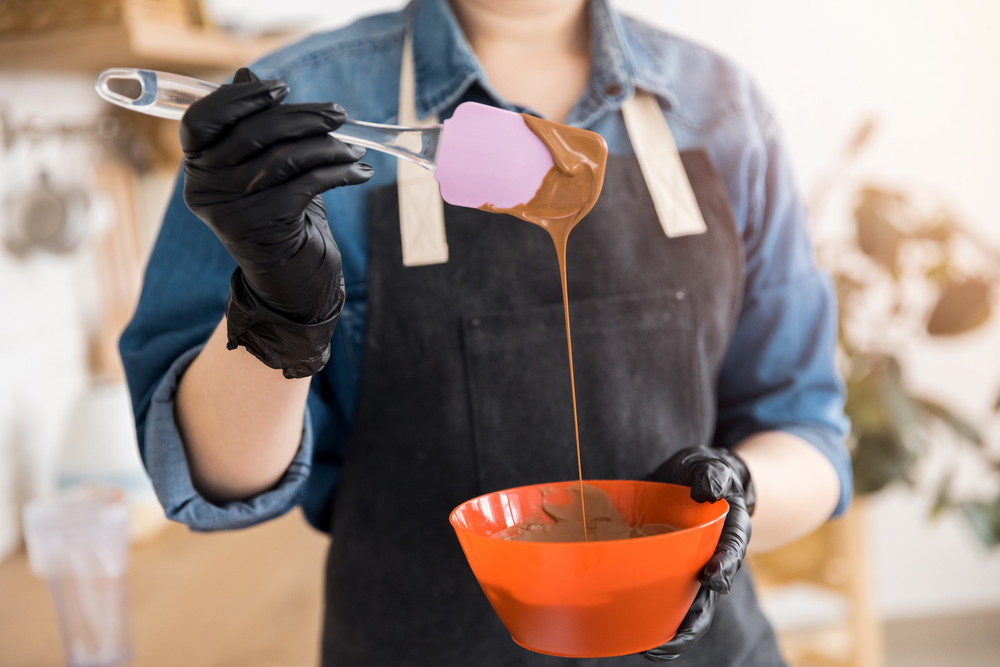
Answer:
449, 479, 729, 545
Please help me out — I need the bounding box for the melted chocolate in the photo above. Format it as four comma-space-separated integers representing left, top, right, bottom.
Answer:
481, 115, 609, 540
480, 114, 608, 233
492, 484, 679, 543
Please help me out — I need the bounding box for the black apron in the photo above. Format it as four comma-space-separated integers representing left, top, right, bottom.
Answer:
321, 150, 786, 666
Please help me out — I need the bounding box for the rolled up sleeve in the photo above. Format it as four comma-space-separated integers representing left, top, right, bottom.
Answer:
120, 172, 316, 531
714, 272, 852, 516
713, 94, 853, 517
143, 345, 314, 531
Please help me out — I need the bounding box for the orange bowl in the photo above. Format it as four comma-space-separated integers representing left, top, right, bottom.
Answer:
449, 479, 728, 658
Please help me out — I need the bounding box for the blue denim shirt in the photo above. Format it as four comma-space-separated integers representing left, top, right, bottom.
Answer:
120, 0, 852, 533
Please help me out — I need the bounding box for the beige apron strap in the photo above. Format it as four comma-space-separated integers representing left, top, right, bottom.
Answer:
621, 90, 708, 238
397, 62, 701, 261
398, 32, 449, 266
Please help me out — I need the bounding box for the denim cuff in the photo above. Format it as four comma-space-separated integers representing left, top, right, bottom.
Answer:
143, 345, 314, 531
777, 423, 853, 518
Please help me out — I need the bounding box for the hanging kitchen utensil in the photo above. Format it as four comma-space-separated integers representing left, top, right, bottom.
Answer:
2, 171, 91, 257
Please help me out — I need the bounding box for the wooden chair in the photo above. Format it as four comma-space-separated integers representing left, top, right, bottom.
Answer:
748, 501, 885, 667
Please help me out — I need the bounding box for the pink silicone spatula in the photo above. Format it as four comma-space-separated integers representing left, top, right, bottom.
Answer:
95, 68, 553, 209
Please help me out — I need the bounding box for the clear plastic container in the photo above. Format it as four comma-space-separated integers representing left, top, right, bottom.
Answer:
22, 487, 132, 667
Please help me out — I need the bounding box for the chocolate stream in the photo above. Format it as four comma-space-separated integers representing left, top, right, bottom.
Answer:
480, 114, 608, 541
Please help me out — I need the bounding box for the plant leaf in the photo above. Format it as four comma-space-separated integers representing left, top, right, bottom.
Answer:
930, 474, 954, 518
851, 431, 914, 494
845, 371, 888, 434
844, 117, 879, 160
855, 188, 905, 272
926, 280, 992, 336
924, 261, 952, 285
914, 224, 953, 244
846, 356, 929, 495
834, 273, 867, 295
959, 501, 1000, 549
915, 398, 983, 446
881, 356, 925, 456
913, 212, 956, 243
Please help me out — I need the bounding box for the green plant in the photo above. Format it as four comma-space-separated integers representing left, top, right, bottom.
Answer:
812, 121, 1000, 547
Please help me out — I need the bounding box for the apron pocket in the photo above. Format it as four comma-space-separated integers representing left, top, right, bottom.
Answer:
462, 289, 699, 494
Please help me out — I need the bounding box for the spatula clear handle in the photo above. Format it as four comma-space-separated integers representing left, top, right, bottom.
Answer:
95, 68, 441, 170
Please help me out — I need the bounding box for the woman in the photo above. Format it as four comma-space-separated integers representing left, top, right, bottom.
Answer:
120, 0, 851, 665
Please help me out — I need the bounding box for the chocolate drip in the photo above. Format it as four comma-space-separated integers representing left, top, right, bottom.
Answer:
480, 115, 609, 540
492, 484, 679, 543
480, 114, 608, 233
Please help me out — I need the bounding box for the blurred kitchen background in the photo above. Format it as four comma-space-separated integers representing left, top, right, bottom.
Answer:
1, 1, 998, 666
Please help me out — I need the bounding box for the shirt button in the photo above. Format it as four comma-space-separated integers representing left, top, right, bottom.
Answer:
470, 318, 481, 328
604, 83, 622, 97
675, 291, 685, 300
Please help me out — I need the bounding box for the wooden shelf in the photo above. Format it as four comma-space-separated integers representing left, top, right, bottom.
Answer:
0, 3, 293, 76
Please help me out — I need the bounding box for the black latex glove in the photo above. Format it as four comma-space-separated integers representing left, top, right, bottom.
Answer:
643, 446, 756, 662
181, 67, 373, 378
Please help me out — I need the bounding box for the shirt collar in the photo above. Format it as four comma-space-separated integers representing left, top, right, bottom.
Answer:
408, 0, 679, 126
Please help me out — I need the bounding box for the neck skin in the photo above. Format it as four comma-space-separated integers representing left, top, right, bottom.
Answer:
449, 0, 590, 123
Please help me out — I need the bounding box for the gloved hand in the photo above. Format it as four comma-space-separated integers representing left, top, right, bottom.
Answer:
643, 446, 756, 662
181, 67, 373, 378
